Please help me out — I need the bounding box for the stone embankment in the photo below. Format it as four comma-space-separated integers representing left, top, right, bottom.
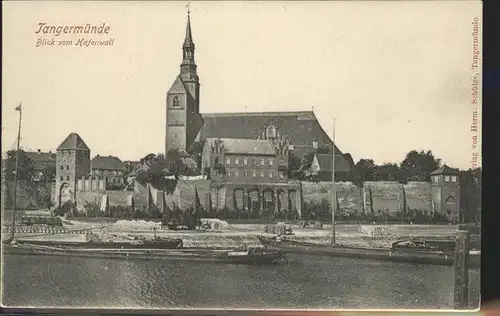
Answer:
1, 220, 460, 250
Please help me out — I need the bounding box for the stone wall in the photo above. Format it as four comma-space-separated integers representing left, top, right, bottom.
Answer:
404, 181, 433, 212
301, 181, 362, 212
363, 181, 403, 215
74, 190, 134, 213
5, 177, 440, 219
301, 180, 437, 217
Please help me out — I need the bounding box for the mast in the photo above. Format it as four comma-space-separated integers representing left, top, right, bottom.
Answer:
10, 103, 23, 241
331, 117, 336, 245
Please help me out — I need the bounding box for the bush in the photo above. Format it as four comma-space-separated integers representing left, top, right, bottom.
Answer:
109, 205, 135, 219
302, 198, 332, 222
134, 206, 149, 219
215, 206, 231, 220
83, 201, 101, 217
55, 200, 74, 216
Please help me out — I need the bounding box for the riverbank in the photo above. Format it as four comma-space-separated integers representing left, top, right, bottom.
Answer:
2, 219, 464, 250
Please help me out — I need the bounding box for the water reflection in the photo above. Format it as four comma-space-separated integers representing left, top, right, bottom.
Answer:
2, 254, 480, 309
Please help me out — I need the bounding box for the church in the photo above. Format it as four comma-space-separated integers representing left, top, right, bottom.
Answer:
165, 12, 352, 176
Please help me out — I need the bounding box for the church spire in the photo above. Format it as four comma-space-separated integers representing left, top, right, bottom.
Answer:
180, 4, 197, 81
183, 7, 194, 48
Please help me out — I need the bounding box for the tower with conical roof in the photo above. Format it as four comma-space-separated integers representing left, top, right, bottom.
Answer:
165, 9, 203, 154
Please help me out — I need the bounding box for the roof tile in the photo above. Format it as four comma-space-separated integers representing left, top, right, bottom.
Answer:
199, 111, 342, 158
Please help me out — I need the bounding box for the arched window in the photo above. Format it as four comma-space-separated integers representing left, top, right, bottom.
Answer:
445, 195, 456, 204
266, 125, 276, 138
173, 96, 180, 107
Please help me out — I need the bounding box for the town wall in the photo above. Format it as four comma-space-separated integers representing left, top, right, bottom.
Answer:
5, 178, 441, 219
72, 190, 134, 214
363, 181, 403, 215
404, 181, 433, 213
301, 180, 437, 217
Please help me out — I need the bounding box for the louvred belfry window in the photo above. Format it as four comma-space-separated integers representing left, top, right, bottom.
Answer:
173, 96, 180, 107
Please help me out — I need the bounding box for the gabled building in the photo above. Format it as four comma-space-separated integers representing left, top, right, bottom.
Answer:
25, 149, 57, 181
201, 138, 289, 183
91, 155, 126, 185
307, 153, 352, 181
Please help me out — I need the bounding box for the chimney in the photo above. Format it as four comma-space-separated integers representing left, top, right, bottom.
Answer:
312, 139, 319, 149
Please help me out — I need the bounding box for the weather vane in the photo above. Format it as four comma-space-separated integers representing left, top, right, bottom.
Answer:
186, 3, 191, 16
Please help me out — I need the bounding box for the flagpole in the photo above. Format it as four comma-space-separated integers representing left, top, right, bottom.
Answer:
331, 117, 336, 246
11, 104, 22, 240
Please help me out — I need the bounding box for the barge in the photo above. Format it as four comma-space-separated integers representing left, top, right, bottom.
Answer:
3, 242, 284, 265
12, 237, 184, 250
258, 236, 480, 268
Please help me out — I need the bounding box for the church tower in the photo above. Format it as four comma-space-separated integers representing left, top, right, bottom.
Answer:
166, 10, 203, 154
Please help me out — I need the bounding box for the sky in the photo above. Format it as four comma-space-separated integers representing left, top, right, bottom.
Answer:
2, 1, 482, 169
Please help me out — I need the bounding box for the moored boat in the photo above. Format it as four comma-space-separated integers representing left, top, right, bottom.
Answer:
13, 237, 184, 250
258, 236, 480, 268
3, 242, 284, 265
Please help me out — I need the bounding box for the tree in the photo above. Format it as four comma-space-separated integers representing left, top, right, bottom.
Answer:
400, 150, 441, 182
349, 159, 376, 187
164, 149, 187, 178
373, 163, 400, 181
187, 140, 205, 171
4, 149, 35, 181
288, 152, 302, 178
459, 168, 481, 223
40, 163, 56, 182
134, 150, 188, 191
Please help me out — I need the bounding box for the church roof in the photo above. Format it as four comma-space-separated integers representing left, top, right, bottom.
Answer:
430, 164, 460, 175
206, 138, 277, 156
199, 111, 342, 158
57, 133, 90, 151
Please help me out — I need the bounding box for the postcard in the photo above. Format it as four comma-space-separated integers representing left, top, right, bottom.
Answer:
1, 0, 482, 311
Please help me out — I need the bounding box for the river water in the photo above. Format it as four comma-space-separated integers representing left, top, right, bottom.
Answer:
2, 253, 480, 310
